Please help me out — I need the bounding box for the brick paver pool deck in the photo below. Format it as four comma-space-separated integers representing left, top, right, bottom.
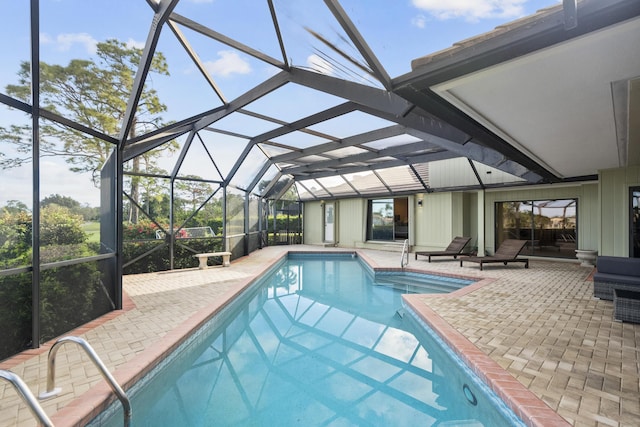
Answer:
1, 246, 638, 426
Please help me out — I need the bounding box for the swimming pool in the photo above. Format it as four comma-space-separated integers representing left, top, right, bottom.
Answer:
90, 253, 525, 426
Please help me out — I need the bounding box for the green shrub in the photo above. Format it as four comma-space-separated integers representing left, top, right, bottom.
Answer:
0, 207, 110, 359
0, 258, 107, 360
0, 273, 32, 359
40, 204, 87, 246
266, 214, 302, 232
0, 210, 32, 269
123, 220, 160, 240
122, 237, 223, 274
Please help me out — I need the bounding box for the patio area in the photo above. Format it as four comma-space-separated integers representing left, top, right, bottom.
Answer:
0, 246, 638, 427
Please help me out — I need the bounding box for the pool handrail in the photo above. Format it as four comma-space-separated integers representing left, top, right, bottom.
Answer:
401, 239, 409, 269
38, 336, 132, 427
1, 369, 54, 427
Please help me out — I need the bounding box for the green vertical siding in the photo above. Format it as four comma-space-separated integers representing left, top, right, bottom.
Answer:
451, 192, 464, 237
600, 169, 622, 255
416, 192, 454, 249
302, 179, 603, 258
465, 192, 479, 252
335, 199, 365, 247
303, 201, 323, 244
580, 183, 599, 251
600, 166, 640, 256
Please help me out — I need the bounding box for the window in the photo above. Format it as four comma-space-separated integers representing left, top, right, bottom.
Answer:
495, 199, 577, 258
367, 198, 408, 241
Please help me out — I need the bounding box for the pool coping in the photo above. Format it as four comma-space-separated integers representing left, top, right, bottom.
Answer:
356, 249, 571, 426
0, 292, 137, 371
36, 248, 570, 426
48, 250, 290, 427
403, 294, 571, 427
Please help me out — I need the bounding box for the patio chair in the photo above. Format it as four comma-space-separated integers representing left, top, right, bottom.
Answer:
415, 236, 472, 262
459, 239, 529, 271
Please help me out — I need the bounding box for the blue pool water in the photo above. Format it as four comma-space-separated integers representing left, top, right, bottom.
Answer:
92, 253, 524, 426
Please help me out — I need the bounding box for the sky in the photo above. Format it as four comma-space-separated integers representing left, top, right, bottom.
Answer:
0, 0, 561, 208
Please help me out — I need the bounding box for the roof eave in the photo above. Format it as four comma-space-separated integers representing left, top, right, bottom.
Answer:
393, 0, 640, 90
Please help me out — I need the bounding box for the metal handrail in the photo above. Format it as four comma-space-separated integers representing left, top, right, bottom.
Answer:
400, 239, 409, 268
1, 369, 54, 427
38, 336, 131, 427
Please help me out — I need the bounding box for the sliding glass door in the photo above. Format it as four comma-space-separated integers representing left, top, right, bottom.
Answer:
367, 198, 408, 241
495, 199, 577, 258
631, 188, 640, 257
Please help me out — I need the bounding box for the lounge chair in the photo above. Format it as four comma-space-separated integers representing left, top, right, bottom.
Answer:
460, 239, 529, 270
415, 236, 472, 262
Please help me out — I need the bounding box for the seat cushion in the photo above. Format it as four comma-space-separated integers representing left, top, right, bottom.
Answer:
593, 272, 640, 286
596, 256, 640, 276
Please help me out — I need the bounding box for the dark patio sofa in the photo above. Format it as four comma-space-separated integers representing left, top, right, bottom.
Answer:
593, 256, 640, 300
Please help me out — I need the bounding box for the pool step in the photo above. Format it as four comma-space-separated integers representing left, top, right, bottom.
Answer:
375, 273, 469, 294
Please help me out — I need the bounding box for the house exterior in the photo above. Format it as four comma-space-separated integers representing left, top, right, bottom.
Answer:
303, 0, 640, 260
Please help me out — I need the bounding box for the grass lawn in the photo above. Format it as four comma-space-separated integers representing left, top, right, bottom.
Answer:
82, 222, 100, 243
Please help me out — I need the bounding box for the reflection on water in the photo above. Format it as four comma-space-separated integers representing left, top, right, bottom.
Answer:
98, 256, 521, 427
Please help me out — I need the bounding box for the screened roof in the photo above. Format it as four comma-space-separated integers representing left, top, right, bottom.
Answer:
6, 0, 637, 204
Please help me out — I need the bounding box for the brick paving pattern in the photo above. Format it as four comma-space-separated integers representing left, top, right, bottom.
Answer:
0, 247, 638, 426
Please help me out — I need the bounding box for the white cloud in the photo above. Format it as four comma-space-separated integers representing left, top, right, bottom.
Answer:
411, 0, 527, 22
307, 54, 335, 76
40, 32, 98, 54
411, 14, 427, 28
39, 33, 53, 44
204, 50, 251, 77
125, 38, 146, 50
0, 165, 32, 208
9, 159, 99, 207
39, 33, 144, 55
374, 328, 420, 363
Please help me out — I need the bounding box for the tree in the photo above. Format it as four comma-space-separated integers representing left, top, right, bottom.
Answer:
175, 175, 213, 212
0, 39, 177, 222
41, 194, 80, 210
2, 200, 29, 215
39, 194, 99, 222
